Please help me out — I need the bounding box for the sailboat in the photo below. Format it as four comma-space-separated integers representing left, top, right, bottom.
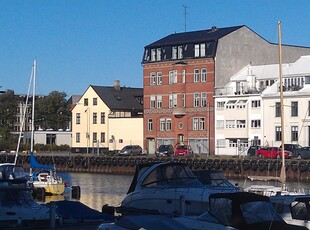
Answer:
28, 60, 65, 195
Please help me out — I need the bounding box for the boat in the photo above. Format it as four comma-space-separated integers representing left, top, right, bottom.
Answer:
117, 162, 239, 216
270, 194, 310, 229
27, 60, 65, 195
98, 192, 307, 230
0, 163, 50, 225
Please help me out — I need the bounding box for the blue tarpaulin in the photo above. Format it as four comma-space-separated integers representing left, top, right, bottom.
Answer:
30, 152, 54, 170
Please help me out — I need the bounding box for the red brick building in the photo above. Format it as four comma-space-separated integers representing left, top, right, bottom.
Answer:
142, 25, 310, 155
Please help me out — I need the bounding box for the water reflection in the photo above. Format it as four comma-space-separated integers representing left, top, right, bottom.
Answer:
59, 172, 133, 211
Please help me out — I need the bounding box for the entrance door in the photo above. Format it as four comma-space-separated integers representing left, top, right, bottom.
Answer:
178, 134, 184, 145
148, 139, 155, 155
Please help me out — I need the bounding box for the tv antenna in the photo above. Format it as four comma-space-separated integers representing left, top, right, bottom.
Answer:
182, 5, 190, 32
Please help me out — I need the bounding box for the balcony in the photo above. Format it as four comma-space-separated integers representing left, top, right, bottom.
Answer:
173, 107, 186, 117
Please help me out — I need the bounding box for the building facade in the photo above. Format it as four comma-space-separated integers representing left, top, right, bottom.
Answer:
71, 81, 143, 154
143, 25, 310, 155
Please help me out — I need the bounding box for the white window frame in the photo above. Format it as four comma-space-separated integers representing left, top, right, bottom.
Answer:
201, 68, 207, 82
182, 93, 186, 107
193, 117, 199, 130
169, 71, 173, 84
194, 69, 200, 82
251, 120, 261, 128
226, 120, 235, 128
201, 93, 206, 107
151, 49, 156, 61
150, 72, 156, 85
150, 95, 156, 109
216, 120, 224, 128
178, 46, 183, 59
169, 94, 173, 108
173, 70, 177, 83
148, 118, 153, 131
156, 48, 161, 61
200, 43, 206, 57
194, 93, 200, 107
157, 95, 162, 108
236, 120, 246, 128
157, 72, 162, 85
172, 46, 177, 59
166, 118, 172, 131
182, 70, 186, 83
160, 119, 165, 131
199, 117, 205, 130
194, 44, 199, 57
173, 93, 177, 107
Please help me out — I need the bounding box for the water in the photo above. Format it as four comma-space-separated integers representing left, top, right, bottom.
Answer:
58, 172, 133, 211
55, 172, 310, 212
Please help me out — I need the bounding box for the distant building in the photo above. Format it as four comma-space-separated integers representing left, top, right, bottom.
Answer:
142, 25, 310, 155
71, 81, 143, 154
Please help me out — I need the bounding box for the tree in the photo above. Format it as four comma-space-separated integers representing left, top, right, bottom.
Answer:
0, 90, 18, 150
35, 91, 70, 130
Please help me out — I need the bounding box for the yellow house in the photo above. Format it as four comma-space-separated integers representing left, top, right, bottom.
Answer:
71, 81, 144, 154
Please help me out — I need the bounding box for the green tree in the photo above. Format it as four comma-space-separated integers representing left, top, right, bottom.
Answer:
35, 91, 70, 130
0, 90, 18, 150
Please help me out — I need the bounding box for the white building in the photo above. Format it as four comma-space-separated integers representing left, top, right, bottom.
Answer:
215, 55, 310, 156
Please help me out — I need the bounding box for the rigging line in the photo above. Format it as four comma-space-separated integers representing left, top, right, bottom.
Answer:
297, 103, 309, 144
14, 64, 34, 165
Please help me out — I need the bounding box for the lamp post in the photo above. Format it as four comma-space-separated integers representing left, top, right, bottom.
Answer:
84, 108, 90, 154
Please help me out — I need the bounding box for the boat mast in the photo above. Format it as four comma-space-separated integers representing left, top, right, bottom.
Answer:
30, 60, 36, 177
278, 21, 286, 185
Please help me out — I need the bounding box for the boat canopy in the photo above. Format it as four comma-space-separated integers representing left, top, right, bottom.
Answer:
30, 152, 54, 171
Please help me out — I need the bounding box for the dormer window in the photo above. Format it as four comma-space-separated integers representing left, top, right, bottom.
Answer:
194, 43, 206, 57
156, 48, 161, 61
151, 49, 156, 61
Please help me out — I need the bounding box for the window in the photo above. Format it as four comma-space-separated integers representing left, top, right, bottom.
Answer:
93, 98, 97, 106
194, 69, 200, 82
172, 46, 177, 59
251, 120, 261, 128
76, 113, 80, 124
150, 95, 156, 109
201, 68, 207, 82
93, 132, 97, 143
200, 43, 206, 57
178, 46, 183, 59
194, 44, 200, 57
193, 118, 199, 130
150, 73, 156, 85
236, 100, 247, 109
156, 48, 161, 61
92, 112, 97, 124
173, 93, 177, 107
226, 120, 235, 128
148, 118, 153, 131
216, 120, 224, 128
291, 126, 298, 141
291, 101, 298, 117
84, 98, 88, 106
194, 93, 200, 107
251, 100, 261, 108
169, 70, 177, 84
275, 102, 281, 117
217, 101, 225, 109
226, 100, 237, 109
157, 72, 162, 85
100, 132, 105, 142
201, 93, 206, 107
157, 95, 162, 108
151, 49, 156, 61
199, 117, 205, 130
275, 126, 282, 141
182, 93, 186, 107
236, 120, 246, 128
76, 132, 80, 143
166, 119, 172, 131
101, 112, 105, 124
182, 70, 186, 83
160, 119, 165, 131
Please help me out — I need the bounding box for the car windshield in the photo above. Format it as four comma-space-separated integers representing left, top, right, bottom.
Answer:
123, 146, 133, 150
159, 145, 169, 151
178, 146, 188, 150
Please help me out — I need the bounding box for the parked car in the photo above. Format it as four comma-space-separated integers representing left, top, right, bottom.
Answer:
256, 147, 292, 159
247, 145, 261, 156
155, 144, 174, 157
118, 145, 143, 156
174, 145, 193, 156
281, 144, 310, 159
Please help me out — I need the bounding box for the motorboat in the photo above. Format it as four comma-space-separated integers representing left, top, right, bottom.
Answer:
0, 163, 50, 224
118, 162, 239, 216
270, 194, 310, 229
98, 192, 307, 230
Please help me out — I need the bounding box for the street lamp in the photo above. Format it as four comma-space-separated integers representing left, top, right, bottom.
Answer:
84, 108, 90, 154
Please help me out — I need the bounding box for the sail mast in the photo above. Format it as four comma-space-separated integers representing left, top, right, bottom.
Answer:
30, 60, 36, 153
278, 21, 286, 184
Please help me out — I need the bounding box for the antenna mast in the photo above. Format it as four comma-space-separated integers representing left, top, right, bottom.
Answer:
182, 5, 189, 32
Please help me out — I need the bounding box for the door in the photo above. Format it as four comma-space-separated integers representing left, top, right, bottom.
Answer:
148, 138, 155, 155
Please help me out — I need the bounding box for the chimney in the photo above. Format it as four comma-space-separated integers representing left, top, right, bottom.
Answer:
114, 80, 120, 91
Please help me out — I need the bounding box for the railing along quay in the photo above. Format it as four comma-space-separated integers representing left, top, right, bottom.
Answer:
1, 153, 310, 181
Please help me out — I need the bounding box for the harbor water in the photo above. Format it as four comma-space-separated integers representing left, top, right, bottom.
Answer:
55, 172, 310, 212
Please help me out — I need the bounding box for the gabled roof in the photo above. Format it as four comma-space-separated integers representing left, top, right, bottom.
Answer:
91, 85, 143, 111
145, 25, 244, 48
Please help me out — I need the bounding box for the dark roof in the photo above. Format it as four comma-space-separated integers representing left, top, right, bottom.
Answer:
91, 85, 143, 111
145, 25, 244, 48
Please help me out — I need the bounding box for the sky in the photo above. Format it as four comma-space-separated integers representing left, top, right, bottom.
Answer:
1, 0, 310, 97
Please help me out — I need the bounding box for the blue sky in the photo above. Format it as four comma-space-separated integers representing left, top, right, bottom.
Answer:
1, 0, 309, 97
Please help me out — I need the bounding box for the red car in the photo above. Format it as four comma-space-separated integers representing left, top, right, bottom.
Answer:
256, 147, 292, 159
174, 145, 193, 156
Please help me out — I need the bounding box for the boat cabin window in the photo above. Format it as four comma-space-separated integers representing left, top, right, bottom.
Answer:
141, 164, 202, 188
291, 201, 309, 220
